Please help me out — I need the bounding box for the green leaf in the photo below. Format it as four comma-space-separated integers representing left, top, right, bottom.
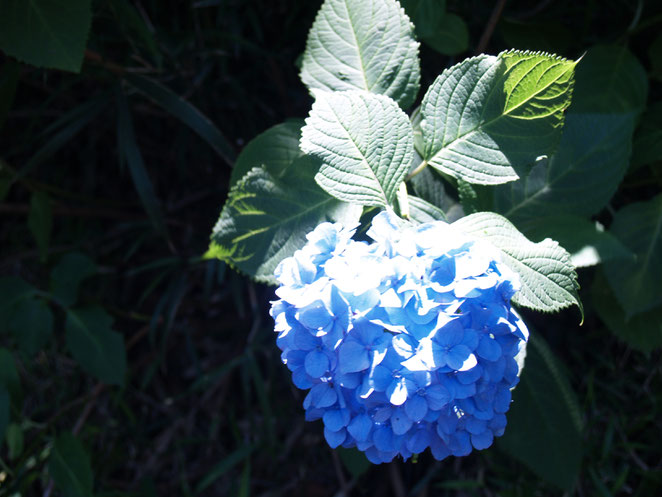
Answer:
407, 195, 447, 224
571, 45, 648, 114
117, 91, 168, 236
631, 101, 662, 170
0, 348, 21, 401
5, 423, 23, 460
50, 252, 97, 307
592, 271, 662, 353
8, 298, 54, 355
498, 332, 582, 491
27, 191, 52, 262
453, 212, 582, 316
494, 113, 637, 220
650, 33, 662, 81
49, 432, 94, 497
300, 0, 421, 109
195, 444, 254, 494
230, 119, 305, 187
517, 215, 633, 268
337, 447, 371, 479
125, 74, 235, 166
301, 90, 413, 207
421, 51, 576, 185
420, 13, 469, 56
0, 389, 8, 448
603, 194, 662, 318
65, 307, 127, 386
0, 0, 92, 72
210, 161, 362, 284
0, 277, 37, 324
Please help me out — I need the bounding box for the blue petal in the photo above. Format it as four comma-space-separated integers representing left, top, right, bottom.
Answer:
429, 436, 451, 461
291, 366, 312, 389
426, 384, 451, 410
324, 427, 346, 448
404, 395, 428, 422
308, 383, 337, 408
391, 407, 413, 435
446, 344, 472, 370
304, 349, 329, 378
405, 427, 430, 453
448, 431, 472, 456
373, 425, 396, 452
338, 340, 370, 374
347, 413, 373, 442
297, 300, 332, 329
476, 335, 502, 361
470, 430, 494, 450
323, 409, 350, 431
465, 417, 487, 435
494, 387, 512, 413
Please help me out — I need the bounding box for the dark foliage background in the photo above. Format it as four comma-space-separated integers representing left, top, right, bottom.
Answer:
0, 0, 661, 496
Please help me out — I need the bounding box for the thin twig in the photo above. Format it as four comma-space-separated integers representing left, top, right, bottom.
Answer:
475, 0, 508, 55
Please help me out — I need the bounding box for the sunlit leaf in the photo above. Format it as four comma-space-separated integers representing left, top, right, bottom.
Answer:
301, 90, 413, 207
300, 0, 420, 109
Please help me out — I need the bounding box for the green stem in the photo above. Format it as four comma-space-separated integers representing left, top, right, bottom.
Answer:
406, 159, 428, 181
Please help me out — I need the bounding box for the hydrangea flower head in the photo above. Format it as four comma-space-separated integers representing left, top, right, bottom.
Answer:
270, 211, 529, 463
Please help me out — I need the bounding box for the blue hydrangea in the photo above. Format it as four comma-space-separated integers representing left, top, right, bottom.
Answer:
270, 211, 529, 464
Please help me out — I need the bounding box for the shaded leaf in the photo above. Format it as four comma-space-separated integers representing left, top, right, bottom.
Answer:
65, 307, 127, 386
27, 191, 52, 262
571, 45, 648, 114
407, 195, 447, 224
421, 51, 576, 185
592, 271, 662, 353
49, 432, 94, 497
495, 113, 637, 220
517, 215, 633, 268
300, 0, 421, 109
420, 13, 469, 56
301, 90, 413, 207
195, 445, 254, 494
604, 194, 662, 317
0, 0, 92, 72
230, 119, 304, 187
125, 74, 235, 165
453, 212, 582, 316
117, 91, 168, 236
0, 59, 20, 131
0, 348, 21, 403
631, 101, 662, 170
50, 252, 97, 307
498, 332, 582, 491
0, 277, 37, 325
210, 160, 362, 284
8, 298, 54, 355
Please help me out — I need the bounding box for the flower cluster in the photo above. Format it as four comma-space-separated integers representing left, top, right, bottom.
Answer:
270, 211, 529, 463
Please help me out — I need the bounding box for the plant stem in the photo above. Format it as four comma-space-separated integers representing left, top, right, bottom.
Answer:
406, 159, 428, 181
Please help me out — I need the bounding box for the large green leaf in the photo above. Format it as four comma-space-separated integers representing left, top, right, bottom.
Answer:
494, 113, 637, 220
517, 215, 633, 268
0, 277, 37, 325
50, 252, 97, 307
49, 432, 94, 497
300, 90, 413, 207
498, 332, 583, 491
631, 101, 662, 170
421, 51, 576, 185
0, 0, 92, 73
300, 0, 420, 109
65, 307, 127, 386
230, 120, 305, 187
604, 194, 662, 318
453, 212, 582, 316
406, 195, 447, 224
494, 46, 647, 220
570, 45, 648, 114
8, 298, 54, 356
210, 161, 362, 284
592, 272, 662, 353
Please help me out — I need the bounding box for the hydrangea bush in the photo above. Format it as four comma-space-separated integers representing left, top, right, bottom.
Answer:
270, 212, 528, 463
211, 0, 583, 468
